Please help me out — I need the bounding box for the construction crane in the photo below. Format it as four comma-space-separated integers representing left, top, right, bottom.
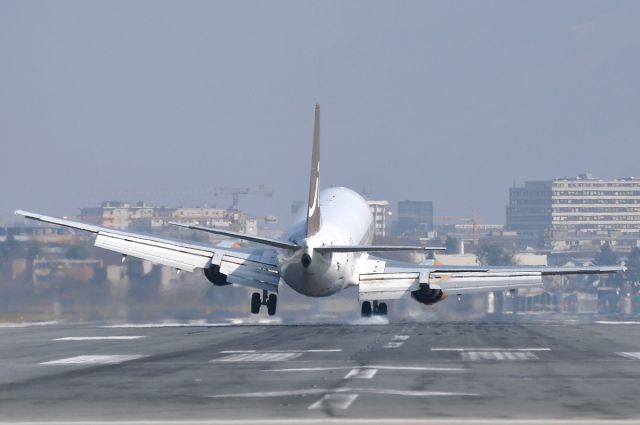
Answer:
433, 214, 482, 244
212, 185, 274, 211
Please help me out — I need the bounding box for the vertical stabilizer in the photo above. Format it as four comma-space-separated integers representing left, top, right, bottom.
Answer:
306, 104, 321, 236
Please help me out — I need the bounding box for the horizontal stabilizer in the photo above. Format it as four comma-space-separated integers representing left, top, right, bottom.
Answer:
315, 245, 445, 253
168, 222, 299, 250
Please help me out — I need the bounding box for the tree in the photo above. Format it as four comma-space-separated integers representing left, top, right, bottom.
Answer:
444, 236, 459, 254
595, 243, 617, 266
594, 243, 622, 287
0, 234, 21, 268
476, 244, 513, 266
66, 243, 95, 260
625, 247, 640, 285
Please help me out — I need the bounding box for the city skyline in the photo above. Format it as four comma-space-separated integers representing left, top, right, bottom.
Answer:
2, 1, 639, 224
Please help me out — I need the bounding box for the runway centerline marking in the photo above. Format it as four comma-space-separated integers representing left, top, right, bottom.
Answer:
264, 365, 467, 372
344, 368, 378, 379
617, 352, 640, 360
206, 387, 478, 399
384, 342, 403, 349
212, 352, 302, 362
431, 347, 551, 352
53, 336, 146, 341
308, 393, 358, 410
39, 355, 146, 365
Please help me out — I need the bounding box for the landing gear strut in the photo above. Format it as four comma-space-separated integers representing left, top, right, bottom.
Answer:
361, 300, 387, 317
250, 290, 278, 316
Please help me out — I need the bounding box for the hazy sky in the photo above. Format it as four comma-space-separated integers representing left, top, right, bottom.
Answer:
1, 1, 639, 226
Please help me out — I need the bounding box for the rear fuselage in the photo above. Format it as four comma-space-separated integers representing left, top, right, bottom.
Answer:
279, 187, 373, 297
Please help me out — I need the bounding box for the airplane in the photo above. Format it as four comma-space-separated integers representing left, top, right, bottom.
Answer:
15, 105, 624, 317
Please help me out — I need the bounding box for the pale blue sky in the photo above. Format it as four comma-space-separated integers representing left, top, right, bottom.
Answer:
1, 1, 639, 225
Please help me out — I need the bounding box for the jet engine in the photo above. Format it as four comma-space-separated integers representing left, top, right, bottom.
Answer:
203, 264, 231, 286
411, 287, 448, 305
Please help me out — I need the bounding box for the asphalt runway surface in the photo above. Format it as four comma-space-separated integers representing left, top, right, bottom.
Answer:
1, 319, 640, 424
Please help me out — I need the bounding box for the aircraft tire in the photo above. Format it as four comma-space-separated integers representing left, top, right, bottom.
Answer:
267, 294, 277, 316
251, 292, 261, 314
361, 301, 372, 317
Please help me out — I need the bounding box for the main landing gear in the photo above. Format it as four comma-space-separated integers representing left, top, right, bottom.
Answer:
361, 300, 387, 317
251, 290, 277, 316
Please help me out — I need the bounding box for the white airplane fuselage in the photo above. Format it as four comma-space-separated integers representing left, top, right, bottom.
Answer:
279, 187, 373, 297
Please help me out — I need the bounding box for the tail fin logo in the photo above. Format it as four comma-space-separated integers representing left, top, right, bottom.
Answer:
306, 104, 321, 236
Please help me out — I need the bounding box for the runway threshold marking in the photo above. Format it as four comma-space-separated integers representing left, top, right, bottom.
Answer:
462, 351, 538, 361
308, 393, 358, 410
53, 336, 146, 341
212, 352, 303, 362
344, 368, 378, 379
616, 352, 640, 360
39, 355, 146, 365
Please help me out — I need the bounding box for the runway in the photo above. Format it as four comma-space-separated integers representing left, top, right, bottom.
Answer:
1, 320, 640, 423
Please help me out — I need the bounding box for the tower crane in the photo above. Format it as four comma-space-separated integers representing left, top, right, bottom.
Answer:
212, 185, 274, 211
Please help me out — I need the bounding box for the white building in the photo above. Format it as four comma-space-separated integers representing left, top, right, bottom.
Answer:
367, 200, 390, 238
507, 174, 640, 251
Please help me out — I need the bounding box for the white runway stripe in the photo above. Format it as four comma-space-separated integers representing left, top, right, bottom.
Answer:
344, 368, 378, 379
0, 321, 58, 328
102, 323, 231, 328
207, 387, 478, 398
384, 342, 403, 348
617, 352, 640, 360
461, 351, 539, 361
432, 347, 551, 352
219, 349, 341, 353
212, 352, 303, 362
308, 393, 358, 410
393, 335, 410, 341
265, 365, 467, 372
39, 355, 146, 365
53, 336, 145, 341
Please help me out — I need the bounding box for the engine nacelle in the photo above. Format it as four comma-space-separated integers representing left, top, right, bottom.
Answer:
203, 264, 231, 286
411, 287, 448, 305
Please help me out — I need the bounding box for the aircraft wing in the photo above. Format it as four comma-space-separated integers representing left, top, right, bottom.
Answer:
15, 210, 280, 293
356, 257, 624, 301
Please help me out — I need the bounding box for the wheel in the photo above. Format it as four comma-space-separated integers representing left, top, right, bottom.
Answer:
361, 301, 372, 317
378, 302, 388, 316
267, 294, 277, 316
251, 292, 261, 314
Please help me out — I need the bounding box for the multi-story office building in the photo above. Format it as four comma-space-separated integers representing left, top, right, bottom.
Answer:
506, 174, 640, 250
393, 200, 434, 236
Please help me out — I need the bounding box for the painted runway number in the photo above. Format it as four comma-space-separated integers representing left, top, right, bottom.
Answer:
344, 368, 378, 379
